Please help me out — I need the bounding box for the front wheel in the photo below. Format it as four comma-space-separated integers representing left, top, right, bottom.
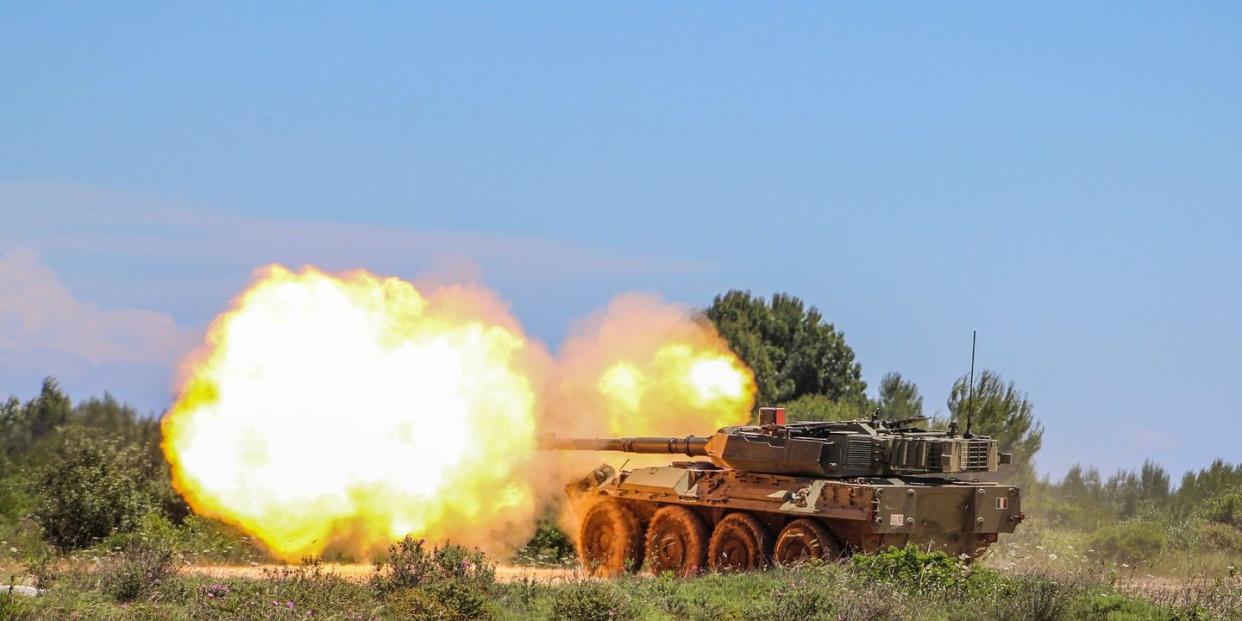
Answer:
578, 500, 644, 577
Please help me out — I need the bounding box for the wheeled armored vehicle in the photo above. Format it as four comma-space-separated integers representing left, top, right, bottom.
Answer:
543, 408, 1024, 576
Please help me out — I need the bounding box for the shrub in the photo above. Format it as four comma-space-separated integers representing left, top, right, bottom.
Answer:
513, 518, 575, 566
102, 543, 178, 602
1087, 522, 1167, 564
548, 580, 633, 621
30, 427, 157, 550
984, 574, 1082, 621
851, 544, 997, 598
1201, 487, 1242, 529
372, 536, 495, 592
372, 536, 496, 620
752, 575, 836, 621
1072, 592, 1167, 621
1198, 522, 1242, 553
0, 587, 33, 621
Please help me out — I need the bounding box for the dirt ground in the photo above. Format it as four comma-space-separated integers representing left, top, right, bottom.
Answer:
183, 563, 581, 584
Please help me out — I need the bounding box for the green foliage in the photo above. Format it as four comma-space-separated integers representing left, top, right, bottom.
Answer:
1175, 460, 1242, 518
877, 371, 924, 421
513, 517, 575, 566
948, 370, 1043, 479
0, 455, 30, 522
1201, 486, 1242, 529
31, 426, 160, 550
780, 393, 870, 422
1072, 593, 1169, 621
0, 588, 33, 621
986, 574, 1083, 621
102, 543, 179, 602
1087, 521, 1167, 564
751, 574, 837, 621
705, 291, 866, 407
103, 513, 264, 564
372, 536, 496, 620
851, 544, 998, 598
1197, 522, 1242, 553
548, 580, 633, 621
0, 379, 72, 456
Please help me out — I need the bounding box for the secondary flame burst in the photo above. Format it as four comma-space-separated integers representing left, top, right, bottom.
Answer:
163, 269, 754, 560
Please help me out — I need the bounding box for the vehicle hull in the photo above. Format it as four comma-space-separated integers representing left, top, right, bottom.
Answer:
566, 462, 1022, 559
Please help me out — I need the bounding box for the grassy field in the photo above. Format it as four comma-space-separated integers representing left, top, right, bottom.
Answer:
1, 538, 1239, 621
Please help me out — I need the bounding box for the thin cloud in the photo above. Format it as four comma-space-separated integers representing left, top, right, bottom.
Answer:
0, 182, 702, 281
0, 247, 197, 365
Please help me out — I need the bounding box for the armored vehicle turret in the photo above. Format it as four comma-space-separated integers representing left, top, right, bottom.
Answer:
544, 408, 1024, 576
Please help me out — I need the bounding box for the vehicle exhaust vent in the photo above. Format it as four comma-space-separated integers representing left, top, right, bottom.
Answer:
966, 440, 991, 471
847, 438, 873, 466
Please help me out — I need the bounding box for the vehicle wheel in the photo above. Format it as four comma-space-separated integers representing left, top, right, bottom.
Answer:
707, 512, 771, 572
645, 505, 708, 577
578, 500, 644, 577
773, 519, 842, 565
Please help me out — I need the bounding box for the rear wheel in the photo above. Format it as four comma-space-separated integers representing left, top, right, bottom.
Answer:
645, 505, 708, 577
773, 519, 842, 566
707, 512, 771, 572
579, 500, 644, 577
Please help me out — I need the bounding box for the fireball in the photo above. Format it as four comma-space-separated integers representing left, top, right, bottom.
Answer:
553, 293, 756, 438
161, 266, 541, 560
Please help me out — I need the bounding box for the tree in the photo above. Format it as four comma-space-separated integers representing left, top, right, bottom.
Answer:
1, 378, 72, 456
947, 370, 1043, 479
876, 372, 923, 421
705, 291, 866, 408
781, 394, 870, 422
31, 427, 159, 550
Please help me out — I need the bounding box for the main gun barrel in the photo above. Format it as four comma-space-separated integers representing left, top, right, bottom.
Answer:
540, 435, 710, 456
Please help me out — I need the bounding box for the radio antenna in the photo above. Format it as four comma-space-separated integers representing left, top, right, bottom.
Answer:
965, 330, 976, 438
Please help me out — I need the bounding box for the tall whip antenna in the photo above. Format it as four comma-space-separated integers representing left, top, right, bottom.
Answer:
965, 330, 976, 438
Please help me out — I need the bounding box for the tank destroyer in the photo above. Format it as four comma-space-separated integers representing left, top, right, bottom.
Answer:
542, 408, 1024, 576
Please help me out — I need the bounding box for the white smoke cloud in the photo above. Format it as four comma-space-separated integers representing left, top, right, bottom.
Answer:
0, 247, 196, 366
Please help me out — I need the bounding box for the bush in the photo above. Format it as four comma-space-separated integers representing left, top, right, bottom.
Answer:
372, 536, 495, 592
851, 544, 997, 598
30, 427, 158, 550
372, 536, 496, 620
1072, 592, 1167, 621
513, 518, 575, 566
752, 575, 836, 620
1087, 522, 1167, 564
0, 588, 33, 621
1198, 522, 1242, 553
102, 544, 178, 602
1201, 487, 1242, 529
548, 580, 633, 621
984, 574, 1082, 621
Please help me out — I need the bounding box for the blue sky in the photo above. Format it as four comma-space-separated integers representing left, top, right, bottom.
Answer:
2, 3, 1239, 480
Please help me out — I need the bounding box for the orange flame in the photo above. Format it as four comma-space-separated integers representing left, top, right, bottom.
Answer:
163, 273, 754, 560
161, 266, 544, 560
551, 294, 755, 437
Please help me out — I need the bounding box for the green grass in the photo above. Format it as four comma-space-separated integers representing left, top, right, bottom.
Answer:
2, 545, 1239, 621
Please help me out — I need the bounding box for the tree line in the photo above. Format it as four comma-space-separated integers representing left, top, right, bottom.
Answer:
0, 290, 1237, 564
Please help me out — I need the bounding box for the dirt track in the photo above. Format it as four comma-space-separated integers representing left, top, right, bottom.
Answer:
184, 563, 581, 584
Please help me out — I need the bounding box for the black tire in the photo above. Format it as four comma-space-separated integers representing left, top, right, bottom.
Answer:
707, 512, 772, 572
578, 500, 645, 577
645, 505, 708, 577
773, 518, 842, 566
